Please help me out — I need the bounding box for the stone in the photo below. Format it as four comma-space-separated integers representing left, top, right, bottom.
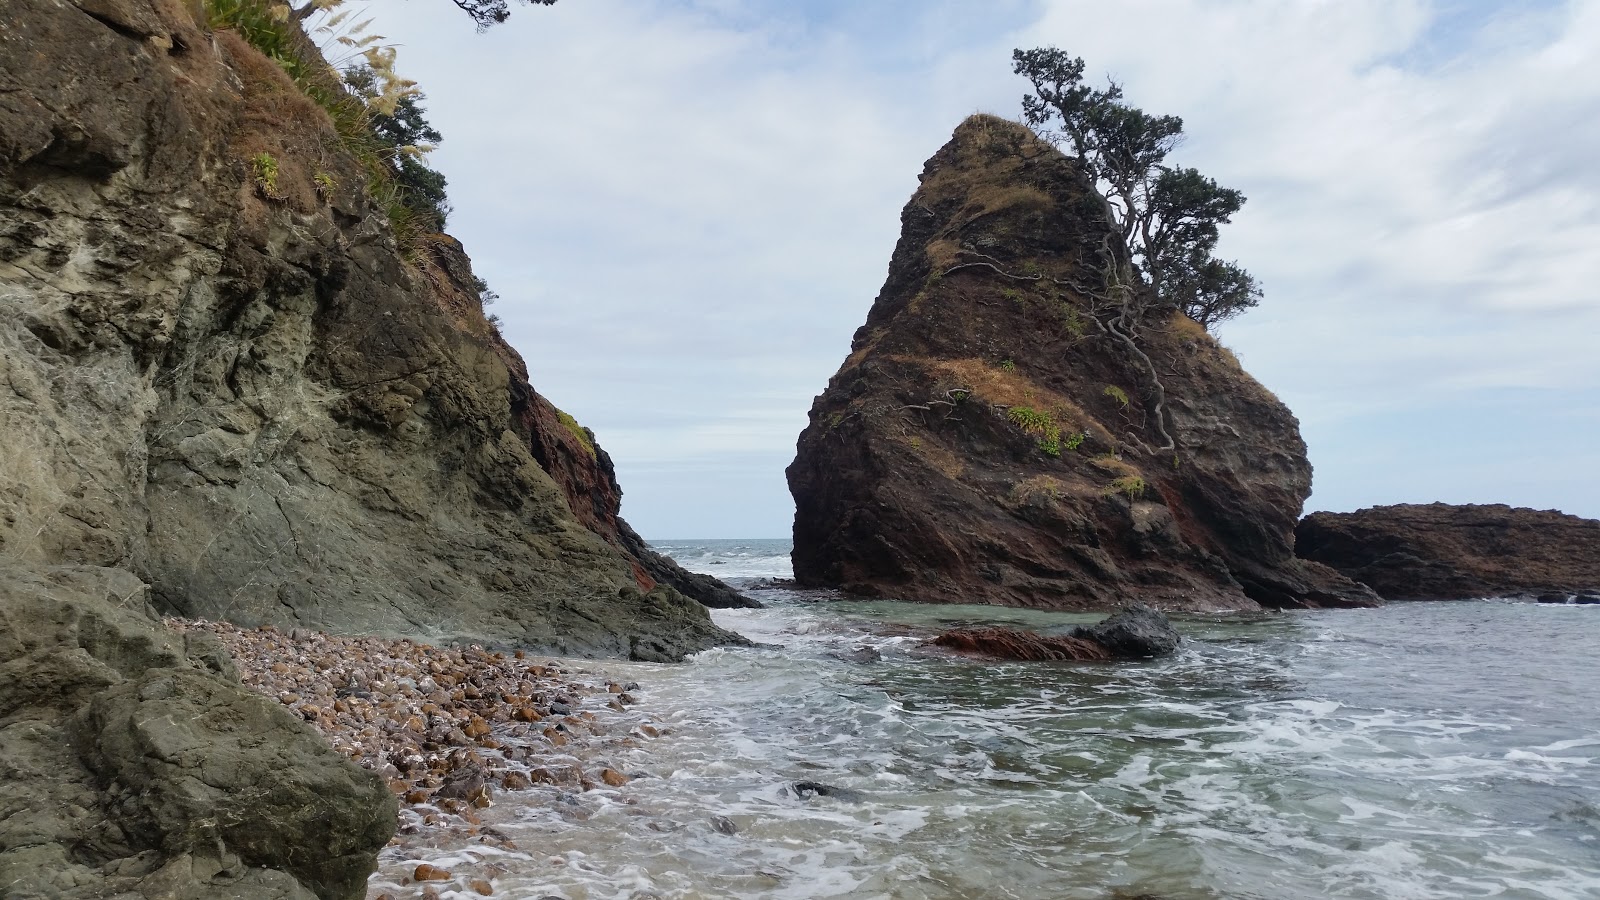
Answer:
1297, 504, 1600, 601
600, 768, 630, 787
789, 781, 866, 802
414, 863, 452, 881
1068, 604, 1182, 658
0, 562, 393, 900
786, 115, 1376, 613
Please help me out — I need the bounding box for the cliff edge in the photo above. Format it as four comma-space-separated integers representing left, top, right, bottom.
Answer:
787, 115, 1375, 611
0, 0, 747, 657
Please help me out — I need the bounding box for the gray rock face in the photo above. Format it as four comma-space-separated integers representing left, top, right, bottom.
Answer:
0, 0, 743, 659
0, 562, 395, 900
1069, 604, 1182, 658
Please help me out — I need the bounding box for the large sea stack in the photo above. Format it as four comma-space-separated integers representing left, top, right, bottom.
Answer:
787, 115, 1375, 612
0, 0, 749, 662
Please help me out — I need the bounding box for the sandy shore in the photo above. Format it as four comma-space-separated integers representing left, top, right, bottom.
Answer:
168, 619, 666, 898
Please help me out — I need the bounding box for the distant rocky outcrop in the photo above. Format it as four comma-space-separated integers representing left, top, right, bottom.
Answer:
0, 562, 395, 899
0, 0, 748, 658
787, 115, 1375, 612
931, 604, 1182, 661
1297, 503, 1600, 601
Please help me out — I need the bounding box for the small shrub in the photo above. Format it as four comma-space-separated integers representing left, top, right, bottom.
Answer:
313, 171, 336, 197
998, 358, 1016, 372
1008, 406, 1062, 458
249, 151, 282, 199
1063, 431, 1086, 452
1103, 384, 1130, 407
1108, 474, 1146, 501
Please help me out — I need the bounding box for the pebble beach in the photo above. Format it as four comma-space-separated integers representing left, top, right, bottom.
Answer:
167, 619, 663, 899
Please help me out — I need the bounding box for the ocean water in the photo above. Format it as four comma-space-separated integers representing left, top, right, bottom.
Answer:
388, 539, 1600, 899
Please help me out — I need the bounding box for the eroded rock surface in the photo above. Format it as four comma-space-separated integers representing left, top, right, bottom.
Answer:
0, 562, 395, 900
788, 115, 1375, 611
0, 0, 746, 657
1297, 503, 1600, 600
931, 604, 1181, 662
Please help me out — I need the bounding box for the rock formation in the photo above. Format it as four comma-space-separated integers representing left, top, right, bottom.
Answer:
788, 115, 1375, 611
1297, 503, 1600, 600
0, 0, 749, 660
931, 604, 1183, 662
0, 562, 396, 899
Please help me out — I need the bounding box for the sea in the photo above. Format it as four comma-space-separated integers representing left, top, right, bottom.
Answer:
393, 539, 1600, 900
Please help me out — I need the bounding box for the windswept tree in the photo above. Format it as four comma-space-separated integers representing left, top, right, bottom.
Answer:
1012, 47, 1261, 331
443, 0, 557, 29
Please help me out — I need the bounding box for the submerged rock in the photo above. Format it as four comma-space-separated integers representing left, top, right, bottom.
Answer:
1297, 503, 1600, 601
931, 604, 1181, 661
787, 115, 1374, 613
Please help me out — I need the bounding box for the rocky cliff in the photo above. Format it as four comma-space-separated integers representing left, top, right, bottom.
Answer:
1297, 503, 1600, 600
0, 0, 748, 660
788, 115, 1375, 611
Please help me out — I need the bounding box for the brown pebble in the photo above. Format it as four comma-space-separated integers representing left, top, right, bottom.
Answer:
636, 724, 660, 738
404, 789, 430, 804
600, 768, 629, 787
414, 863, 451, 881
469, 878, 494, 896
512, 706, 542, 723
501, 771, 532, 790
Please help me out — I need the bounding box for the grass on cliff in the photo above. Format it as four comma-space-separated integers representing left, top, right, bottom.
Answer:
201, 0, 430, 251
556, 410, 597, 460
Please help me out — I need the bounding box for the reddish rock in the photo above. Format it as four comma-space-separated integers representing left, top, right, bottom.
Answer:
787, 115, 1375, 613
1296, 503, 1600, 600
933, 628, 1112, 661
414, 863, 451, 881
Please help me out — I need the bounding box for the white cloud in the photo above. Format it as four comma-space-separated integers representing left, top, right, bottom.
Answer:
363, 0, 1600, 534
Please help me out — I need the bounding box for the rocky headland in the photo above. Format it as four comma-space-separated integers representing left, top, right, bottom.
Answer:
1, 0, 749, 894
787, 115, 1375, 613
1296, 503, 1600, 601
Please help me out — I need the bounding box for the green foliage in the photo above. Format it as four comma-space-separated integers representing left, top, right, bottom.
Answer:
1008, 406, 1063, 458
1109, 474, 1146, 501
1013, 47, 1261, 330
202, 0, 456, 248
345, 64, 451, 231
249, 151, 281, 198
313, 170, 336, 197
998, 358, 1016, 372
555, 409, 596, 460
1103, 384, 1130, 407
1001, 287, 1024, 304
1063, 431, 1086, 452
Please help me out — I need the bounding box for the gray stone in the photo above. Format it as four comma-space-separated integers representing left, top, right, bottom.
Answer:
1070, 604, 1182, 658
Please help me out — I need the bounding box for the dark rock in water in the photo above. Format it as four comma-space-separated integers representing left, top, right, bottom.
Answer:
830, 645, 883, 664
788, 781, 867, 802
710, 815, 739, 835
0, 0, 748, 659
1069, 604, 1182, 658
932, 604, 1180, 662
1297, 504, 1600, 601
1537, 593, 1572, 604
786, 114, 1375, 614
1575, 595, 1600, 606
0, 563, 395, 899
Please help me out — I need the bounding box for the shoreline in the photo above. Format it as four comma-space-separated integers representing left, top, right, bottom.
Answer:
167, 619, 668, 899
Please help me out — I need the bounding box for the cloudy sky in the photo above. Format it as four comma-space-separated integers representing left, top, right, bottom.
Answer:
360, 0, 1599, 537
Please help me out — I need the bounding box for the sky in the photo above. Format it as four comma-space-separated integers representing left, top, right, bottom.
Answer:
353, 0, 1600, 537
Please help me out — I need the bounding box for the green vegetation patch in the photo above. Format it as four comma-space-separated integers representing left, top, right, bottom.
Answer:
556, 409, 596, 460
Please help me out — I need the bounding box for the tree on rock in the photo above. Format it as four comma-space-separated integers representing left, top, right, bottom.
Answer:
447, 0, 557, 29
1012, 47, 1261, 331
